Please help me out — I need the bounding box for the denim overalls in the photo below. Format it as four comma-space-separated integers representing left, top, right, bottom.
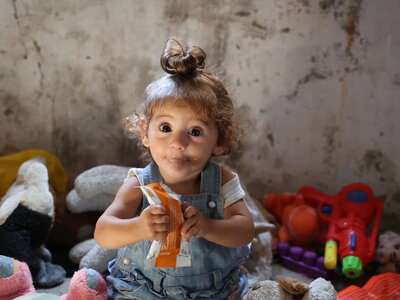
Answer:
107, 161, 250, 299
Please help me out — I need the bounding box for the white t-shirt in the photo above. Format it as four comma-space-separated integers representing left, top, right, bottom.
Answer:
127, 168, 245, 208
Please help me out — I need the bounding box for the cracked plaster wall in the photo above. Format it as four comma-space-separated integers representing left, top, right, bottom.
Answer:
1, 0, 399, 229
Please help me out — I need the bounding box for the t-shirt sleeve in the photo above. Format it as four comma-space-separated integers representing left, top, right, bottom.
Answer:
125, 168, 144, 186
221, 173, 246, 208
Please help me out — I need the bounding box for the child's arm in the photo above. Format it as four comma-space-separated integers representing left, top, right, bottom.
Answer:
181, 168, 254, 248
94, 176, 170, 249
181, 200, 254, 247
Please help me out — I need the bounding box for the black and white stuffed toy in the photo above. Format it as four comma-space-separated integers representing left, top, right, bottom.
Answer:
0, 157, 66, 287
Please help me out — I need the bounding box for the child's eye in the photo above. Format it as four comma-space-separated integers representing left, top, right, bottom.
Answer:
187, 128, 202, 136
159, 124, 172, 132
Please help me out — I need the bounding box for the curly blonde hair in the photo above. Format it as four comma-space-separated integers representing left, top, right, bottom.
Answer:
126, 37, 240, 159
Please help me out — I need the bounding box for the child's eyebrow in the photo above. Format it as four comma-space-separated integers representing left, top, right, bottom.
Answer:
152, 115, 211, 127
152, 114, 172, 121
193, 118, 211, 127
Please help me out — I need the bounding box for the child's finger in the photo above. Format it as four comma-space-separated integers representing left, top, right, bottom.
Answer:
153, 223, 170, 233
181, 202, 191, 211
184, 225, 201, 241
183, 205, 198, 219
153, 215, 170, 225
149, 205, 167, 215
181, 216, 195, 234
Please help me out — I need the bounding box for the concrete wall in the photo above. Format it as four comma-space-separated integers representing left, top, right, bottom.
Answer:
1, 0, 399, 229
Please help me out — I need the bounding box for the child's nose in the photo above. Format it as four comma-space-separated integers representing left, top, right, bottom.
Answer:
170, 131, 188, 150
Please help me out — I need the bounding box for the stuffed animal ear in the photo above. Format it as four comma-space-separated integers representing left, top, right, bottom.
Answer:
0, 256, 36, 299
60, 268, 107, 300
276, 275, 309, 295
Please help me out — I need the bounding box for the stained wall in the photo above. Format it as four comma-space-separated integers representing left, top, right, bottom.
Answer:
1, 0, 399, 229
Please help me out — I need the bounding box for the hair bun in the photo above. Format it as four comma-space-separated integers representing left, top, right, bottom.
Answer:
160, 37, 206, 75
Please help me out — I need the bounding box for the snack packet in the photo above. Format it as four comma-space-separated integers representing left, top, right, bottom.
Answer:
140, 182, 191, 268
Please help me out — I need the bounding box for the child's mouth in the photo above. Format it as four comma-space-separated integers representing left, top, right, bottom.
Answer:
170, 157, 187, 162
168, 157, 190, 166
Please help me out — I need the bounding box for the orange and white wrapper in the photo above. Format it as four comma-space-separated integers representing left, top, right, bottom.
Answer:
140, 183, 191, 269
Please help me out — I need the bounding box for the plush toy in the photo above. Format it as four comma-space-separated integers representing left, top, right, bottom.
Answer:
0, 255, 106, 300
66, 165, 130, 214
0, 157, 66, 287
247, 275, 336, 300
69, 238, 118, 275
67, 164, 276, 286
374, 231, 400, 274
0, 149, 68, 199
66, 165, 130, 272
58, 165, 129, 270
263, 192, 325, 247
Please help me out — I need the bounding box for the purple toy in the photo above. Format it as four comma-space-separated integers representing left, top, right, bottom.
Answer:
276, 242, 332, 279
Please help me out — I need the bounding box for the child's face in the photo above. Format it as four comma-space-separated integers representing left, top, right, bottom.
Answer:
141, 100, 224, 185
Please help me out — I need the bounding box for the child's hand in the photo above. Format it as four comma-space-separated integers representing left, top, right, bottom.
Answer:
138, 205, 170, 241
181, 202, 210, 241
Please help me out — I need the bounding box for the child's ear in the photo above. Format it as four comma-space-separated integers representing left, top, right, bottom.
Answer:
139, 121, 149, 147
212, 145, 225, 156
213, 126, 233, 155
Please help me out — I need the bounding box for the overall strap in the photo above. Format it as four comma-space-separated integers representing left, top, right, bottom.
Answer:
140, 161, 162, 211
142, 161, 162, 185
200, 162, 221, 195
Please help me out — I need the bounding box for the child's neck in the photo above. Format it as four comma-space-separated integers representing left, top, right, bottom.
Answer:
162, 177, 201, 195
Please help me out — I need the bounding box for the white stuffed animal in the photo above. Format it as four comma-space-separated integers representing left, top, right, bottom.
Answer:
0, 157, 53, 222
247, 276, 337, 300
374, 230, 400, 274
0, 157, 66, 287
66, 165, 129, 271
66, 165, 130, 213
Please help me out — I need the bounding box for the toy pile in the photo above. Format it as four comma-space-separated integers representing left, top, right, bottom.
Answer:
1, 149, 399, 299
0, 255, 106, 300
262, 181, 400, 299
0, 254, 339, 300
0, 150, 339, 299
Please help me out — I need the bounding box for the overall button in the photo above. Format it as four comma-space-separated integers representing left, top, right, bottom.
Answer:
208, 201, 216, 208
122, 257, 132, 265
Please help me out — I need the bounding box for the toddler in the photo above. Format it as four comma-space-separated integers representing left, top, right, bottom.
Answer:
94, 37, 254, 300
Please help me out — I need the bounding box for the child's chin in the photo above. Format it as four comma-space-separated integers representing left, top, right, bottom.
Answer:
164, 159, 193, 172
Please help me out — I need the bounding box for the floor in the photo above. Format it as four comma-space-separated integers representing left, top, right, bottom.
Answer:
36, 262, 373, 296
37, 278, 72, 296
